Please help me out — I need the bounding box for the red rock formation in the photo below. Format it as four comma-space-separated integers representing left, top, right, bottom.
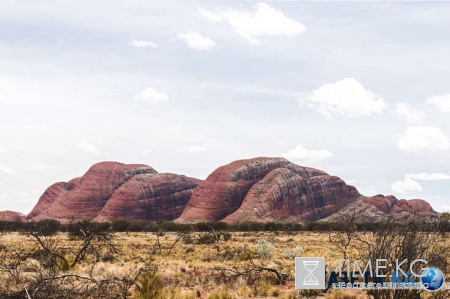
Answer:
365, 195, 397, 214
26, 158, 439, 223
0, 211, 25, 222
390, 198, 437, 220
28, 162, 158, 221
325, 195, 438, 222
95, 173, 201, 222
223, 169, 359, 222
177, 157, 437, 223
177, 157, 331, 222
27, 181, 75, 219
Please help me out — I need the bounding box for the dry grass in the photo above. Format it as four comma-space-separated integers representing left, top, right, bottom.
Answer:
1, 231, 448, 298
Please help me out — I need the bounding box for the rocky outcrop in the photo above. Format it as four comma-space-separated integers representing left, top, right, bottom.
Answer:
177, 157, 438, 223
0, 211, 25, 222
390, 198, 437, 220
324, 195, 438, 222
25, 158, 439, 223
177, 158, 342, 222
26, 181, 78, 219
95, 173, 201, 222
27, 162, 200, 222
223, 169, 359, 222
365, 195, 397, 214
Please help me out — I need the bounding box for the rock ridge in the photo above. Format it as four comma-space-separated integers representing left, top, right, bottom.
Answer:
14, 158, 439, 223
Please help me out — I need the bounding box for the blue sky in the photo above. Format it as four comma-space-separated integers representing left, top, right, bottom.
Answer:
0, 1, 449, 214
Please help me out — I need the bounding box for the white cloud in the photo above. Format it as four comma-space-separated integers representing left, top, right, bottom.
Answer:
391, 178, 423, 194
187, 146, 207, 152
405, 172, 450, 180
398, 126, 450, 152
281, 144, 332, 163
130, 39, 159, 48
134, 86, 169, 103
196, 7, 222, 23
426, 93, 450, 112
441, 205, 450, 212
299, 78, 387, 118
178, 31, 216, 50
221, 3, 306, 44
0, 146, 5, 154
76, 142, 101, 155
396, 102, 426, 123
0, 164, 13, 175
139, 148, 152, 156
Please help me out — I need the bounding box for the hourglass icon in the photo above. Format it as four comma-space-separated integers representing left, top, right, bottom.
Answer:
295, 257, 325, 289
303, 260, 319, 285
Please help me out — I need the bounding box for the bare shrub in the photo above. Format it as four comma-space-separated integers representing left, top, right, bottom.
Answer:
329, 212, 450, 299
0, 220, 153, 298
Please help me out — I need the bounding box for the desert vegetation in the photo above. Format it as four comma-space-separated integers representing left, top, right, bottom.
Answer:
0, 215, 449, 298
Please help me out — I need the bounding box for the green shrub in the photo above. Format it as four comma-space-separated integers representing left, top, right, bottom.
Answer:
196, 233, 217, 245
111, 219, 130, 232
135, 268, 163, 299
283, 247, 304, 259
206, 291, 233, 299
238, 248, 255, 261
252, 279, 271, 296
255, 239, 275, 260
23, 219, 61, 236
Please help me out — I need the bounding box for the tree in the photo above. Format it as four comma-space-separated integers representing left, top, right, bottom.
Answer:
0, 219, 152, 298
329, 213, 450, 299
194, 222, 231, 252
213, 239, 288, 285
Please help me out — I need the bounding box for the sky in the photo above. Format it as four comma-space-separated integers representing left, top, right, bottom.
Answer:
0, 1, 449, 214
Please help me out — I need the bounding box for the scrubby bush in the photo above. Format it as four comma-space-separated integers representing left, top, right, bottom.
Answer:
182, 233, 194, 244
252, 279, 272, 296
298, 289, 323, 299
283, 247, 303, 260
196, 233, 217, 245
134, 268, 164, 299
255, 239, 275, 260
236, 247, 254, 261
112, 219, 131, 232
68, 219, 111, 238
206, 290, 233, 299
326, 290, 356, 299
128, 221, 145, 232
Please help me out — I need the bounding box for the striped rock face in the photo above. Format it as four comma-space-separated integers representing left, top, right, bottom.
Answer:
176, 157, 357, 223
27, 162, 200, 222
22, 158, 438, 223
